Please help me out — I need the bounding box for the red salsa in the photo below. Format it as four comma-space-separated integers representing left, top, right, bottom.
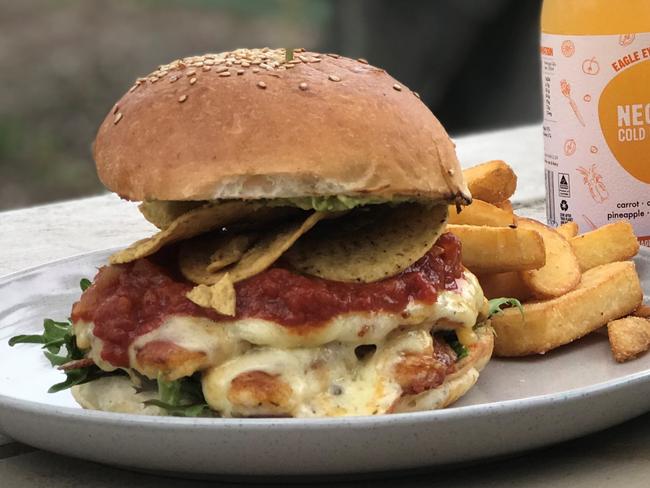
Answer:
72, 233, 463, 367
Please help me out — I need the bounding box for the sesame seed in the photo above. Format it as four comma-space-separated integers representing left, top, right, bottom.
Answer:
202, 66, 212, 72
178, 95, 188, 103
113, 112, 123, 124
328, 74, 341, 82
186, 69, 196, 77
219, 71, 231, 77
195, 61, 204, 67
357, 58, 369, 64
215, 66, 228, 73
169, 75, 179, 83
447, 169, 455, 176
393, 84, 402, 91
257, 81, 267, 89
413, 91, 421, 99
242, 61, 250, 67
251, 59, 261, 65
112, 104, 119, 114
252, 68, 260, 73
327, 53, 340, 58
299, 82, 308, 91
189, 77, 197, 85
310, 58, 321, 63
128, 85, 137, 93
204, 59, 215, 66
237, 69, 245, 75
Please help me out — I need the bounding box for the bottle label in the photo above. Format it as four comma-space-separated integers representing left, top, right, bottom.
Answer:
541, 32, 650, 245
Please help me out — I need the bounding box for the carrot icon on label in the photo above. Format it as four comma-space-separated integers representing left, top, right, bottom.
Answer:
577, 164, 609, 203
560, 80, 586, 127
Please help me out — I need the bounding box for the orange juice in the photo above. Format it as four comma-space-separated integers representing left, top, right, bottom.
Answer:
541, 0, 650, 245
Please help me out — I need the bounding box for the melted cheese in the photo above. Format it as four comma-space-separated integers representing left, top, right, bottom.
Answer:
129, 317, 249, 374
202, 329, 434, 417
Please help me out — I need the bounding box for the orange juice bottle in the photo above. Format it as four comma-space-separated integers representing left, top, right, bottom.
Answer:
541, 0, 650, 245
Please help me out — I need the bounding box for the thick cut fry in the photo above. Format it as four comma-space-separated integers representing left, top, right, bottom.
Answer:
448, 200, 514, 227
462, 160, 517, 204
447, 224, 545, 274
492, 261, 643, 356
494, 200, 513, 214
570, 220, 639, 271
607, 316, 650, 363
516, 218, 581, 298
632, 304, 650, 319
556, 221, 579, 239
477, 272, 531, 301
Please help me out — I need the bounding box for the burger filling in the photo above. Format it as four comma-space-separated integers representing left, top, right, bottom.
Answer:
13, 201, 493, 417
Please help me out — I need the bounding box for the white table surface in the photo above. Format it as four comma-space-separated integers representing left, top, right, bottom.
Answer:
1, 124, 649, 486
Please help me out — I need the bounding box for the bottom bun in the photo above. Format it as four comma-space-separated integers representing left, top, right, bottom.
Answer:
391, 326, 493, 413
72, 325, 494, 417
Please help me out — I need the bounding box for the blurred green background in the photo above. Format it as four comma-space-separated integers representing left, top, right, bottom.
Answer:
0, 0, 541, 210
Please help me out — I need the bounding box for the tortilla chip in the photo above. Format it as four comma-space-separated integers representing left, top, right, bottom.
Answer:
225, 211, 329, 283
208, 234, 257, 272
284, 203, 448, 283
110, 202, 295, 265
186, 273, 236, 316
184, 212, 329, 313
138, 201, 206, 230
179, 232, 256, 285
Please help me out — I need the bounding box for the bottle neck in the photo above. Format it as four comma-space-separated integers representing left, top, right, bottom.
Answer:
542, 0, 650, 35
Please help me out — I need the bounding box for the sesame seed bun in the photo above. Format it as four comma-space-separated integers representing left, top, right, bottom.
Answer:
94, 48, 470, 204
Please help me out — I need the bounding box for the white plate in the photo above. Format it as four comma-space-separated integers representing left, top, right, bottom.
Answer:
0, 249, 649, 477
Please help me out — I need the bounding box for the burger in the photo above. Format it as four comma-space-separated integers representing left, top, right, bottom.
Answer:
14, 48, 493, 417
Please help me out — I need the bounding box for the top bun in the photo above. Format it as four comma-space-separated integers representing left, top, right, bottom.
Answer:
94, 48, 470, 203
